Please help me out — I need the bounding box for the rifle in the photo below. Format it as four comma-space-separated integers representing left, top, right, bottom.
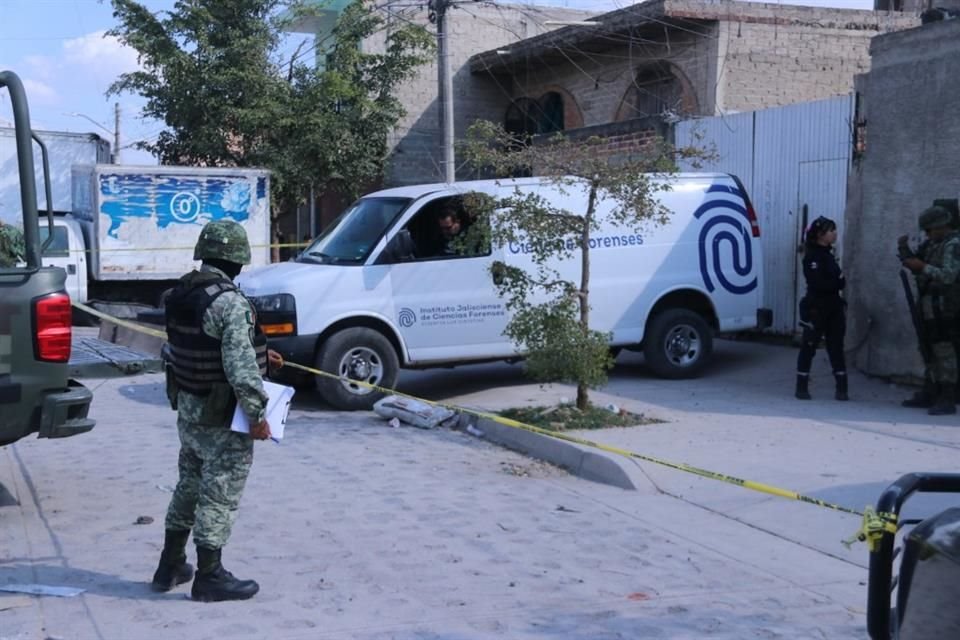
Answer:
900, 268, 933, 365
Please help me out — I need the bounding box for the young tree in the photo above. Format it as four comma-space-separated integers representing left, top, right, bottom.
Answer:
108, 0, 433, 223
460, 121, 704, 410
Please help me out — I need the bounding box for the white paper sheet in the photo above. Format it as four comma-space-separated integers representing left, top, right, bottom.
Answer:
230, 380, 295, 442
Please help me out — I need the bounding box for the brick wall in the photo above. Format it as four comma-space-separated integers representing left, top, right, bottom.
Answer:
718, 10, 913, 111
382, 1, 916, 188
379, 3, 594, 186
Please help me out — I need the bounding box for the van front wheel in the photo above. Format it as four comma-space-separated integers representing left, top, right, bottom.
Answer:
315, 328, 399, 410
643, 309, 713, 379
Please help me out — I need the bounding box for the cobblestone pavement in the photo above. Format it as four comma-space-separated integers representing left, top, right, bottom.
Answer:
2, 371, 871, 640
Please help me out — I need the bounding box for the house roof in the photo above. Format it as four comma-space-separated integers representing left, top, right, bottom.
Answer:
469, 0, 904, 75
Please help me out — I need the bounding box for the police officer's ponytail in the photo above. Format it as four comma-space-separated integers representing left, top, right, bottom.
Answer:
805, 216, 836, 249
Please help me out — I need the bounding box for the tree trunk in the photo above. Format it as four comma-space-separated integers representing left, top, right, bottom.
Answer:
576, 183, 598, 412
576, 382, 589, 411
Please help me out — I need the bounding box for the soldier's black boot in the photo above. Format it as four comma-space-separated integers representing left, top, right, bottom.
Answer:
191, 546, 259, 602
834, 373, 848, 401
795, 374, 811, 400
151, 529, 194, 592
902, 383, 936, 408
928, 387, 957, 416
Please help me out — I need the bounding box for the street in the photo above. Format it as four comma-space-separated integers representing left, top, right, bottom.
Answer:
2, 340, 959, 639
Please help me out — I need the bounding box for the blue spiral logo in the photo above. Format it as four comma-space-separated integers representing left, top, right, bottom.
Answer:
398, 307, 417, 328
695, 185, 757, 295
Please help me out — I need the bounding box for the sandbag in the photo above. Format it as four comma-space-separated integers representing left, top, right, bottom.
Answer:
373, 395, 455, 429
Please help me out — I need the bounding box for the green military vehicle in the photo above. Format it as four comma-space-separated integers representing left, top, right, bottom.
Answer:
0, 70, 94, 446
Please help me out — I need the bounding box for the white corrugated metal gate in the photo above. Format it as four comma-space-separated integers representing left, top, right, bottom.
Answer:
676, 95, 854, 335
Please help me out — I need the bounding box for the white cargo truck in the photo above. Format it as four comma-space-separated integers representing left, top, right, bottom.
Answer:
238, 174, 773, 410
57, 165, 271, 307
2, 129, 271, 309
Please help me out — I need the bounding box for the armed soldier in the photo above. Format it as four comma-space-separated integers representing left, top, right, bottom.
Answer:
152, 220, 281, 602
898, 206, 960, 415
0, 219, 25, 267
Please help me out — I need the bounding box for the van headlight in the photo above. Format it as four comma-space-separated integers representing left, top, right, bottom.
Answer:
250, 294, 296, 313
250, 294, 297, 336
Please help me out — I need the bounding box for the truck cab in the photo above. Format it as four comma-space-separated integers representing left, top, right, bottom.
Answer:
0, 70, 94, 446
38, 216, 87, 303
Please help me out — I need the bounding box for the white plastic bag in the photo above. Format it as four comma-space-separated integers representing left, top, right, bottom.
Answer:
373, 395, 455, 429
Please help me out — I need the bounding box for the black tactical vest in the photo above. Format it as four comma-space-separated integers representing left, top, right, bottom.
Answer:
165, 270, 267, 396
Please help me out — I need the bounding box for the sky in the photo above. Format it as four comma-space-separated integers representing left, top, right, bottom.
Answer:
0, 0, 875, 166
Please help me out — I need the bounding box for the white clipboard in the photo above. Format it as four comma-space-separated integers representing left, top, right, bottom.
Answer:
230, 380, 295, 442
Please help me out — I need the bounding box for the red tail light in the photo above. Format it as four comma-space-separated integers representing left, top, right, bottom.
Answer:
746, 201, 761, 238
34, 292, 72, 362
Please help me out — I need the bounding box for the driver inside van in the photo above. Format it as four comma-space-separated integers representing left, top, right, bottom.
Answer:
432, 204, 463, 257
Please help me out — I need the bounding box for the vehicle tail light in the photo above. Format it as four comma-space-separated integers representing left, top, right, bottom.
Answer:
746, 200, 761, 238
34, 292, 72, 362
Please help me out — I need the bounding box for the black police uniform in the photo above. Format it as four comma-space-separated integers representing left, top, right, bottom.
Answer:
796, 243, 847, 400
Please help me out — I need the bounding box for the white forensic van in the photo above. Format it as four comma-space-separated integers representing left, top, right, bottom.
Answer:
238, 175, 772, 410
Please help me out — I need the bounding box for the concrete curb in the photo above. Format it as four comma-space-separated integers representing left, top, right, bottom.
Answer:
473, 416, 641, 491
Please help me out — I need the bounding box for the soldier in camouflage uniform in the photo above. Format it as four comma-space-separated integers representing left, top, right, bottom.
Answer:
899, 206, 960, 415
0, 220, 25, 268
152, 220, 281, 602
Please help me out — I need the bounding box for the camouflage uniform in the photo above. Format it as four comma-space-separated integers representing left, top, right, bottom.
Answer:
907, 207, 960, 413
915, 233, 960, 384
163, 263, 268, 548
153, 220, 268, 602
0, 221, 25, 268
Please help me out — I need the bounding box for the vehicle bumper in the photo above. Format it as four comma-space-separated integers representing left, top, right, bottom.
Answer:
38, 380, 95, 439
265, 334, 319, 384
266, 333, 317, 364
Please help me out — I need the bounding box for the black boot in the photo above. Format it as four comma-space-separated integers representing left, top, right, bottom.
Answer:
151, 529, 194, 592
902, 382, 936, 408
929, 386, 957, 416
191, 546, 259, 602
795, 374, 811, 400
834, 373, 849, 401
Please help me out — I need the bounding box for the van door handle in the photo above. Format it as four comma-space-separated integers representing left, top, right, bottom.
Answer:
67, 264, 76, 275
492, 267, 505, 286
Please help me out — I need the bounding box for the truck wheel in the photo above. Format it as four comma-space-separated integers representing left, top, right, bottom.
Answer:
643, 308, 713, 379
315, 328, 399, 410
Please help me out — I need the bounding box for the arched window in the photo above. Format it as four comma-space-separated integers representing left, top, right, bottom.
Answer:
632, 64, 681, 118
505, 98, 540, 138
538, 92, 565, 134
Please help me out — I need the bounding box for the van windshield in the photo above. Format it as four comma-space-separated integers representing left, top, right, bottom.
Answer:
298, 197, 411, 265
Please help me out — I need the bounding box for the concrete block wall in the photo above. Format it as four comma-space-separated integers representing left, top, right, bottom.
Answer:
844, 20, 960, 379
719, 9, 916, 112
380, 3, 594, 186
507, 28, 718, 127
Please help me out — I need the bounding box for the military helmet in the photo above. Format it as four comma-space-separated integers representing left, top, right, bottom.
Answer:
918, 206, 952, 231
193, 220, 251, 265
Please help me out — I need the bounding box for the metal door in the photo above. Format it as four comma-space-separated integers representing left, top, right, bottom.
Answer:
795, 158, 848, 331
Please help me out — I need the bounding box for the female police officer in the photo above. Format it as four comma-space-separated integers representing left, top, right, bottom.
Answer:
795, 216, 848, 401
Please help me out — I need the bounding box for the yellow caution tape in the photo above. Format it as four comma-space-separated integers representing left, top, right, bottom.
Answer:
283, 360, 867, 520
72, 301, 168, 339
71, 301, 900, 544
57, 242, 310, 254
842, 507, 899, 552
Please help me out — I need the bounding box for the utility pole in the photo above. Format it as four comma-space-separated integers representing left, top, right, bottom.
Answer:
113, 103, 122, 164
430, 0, 455, 183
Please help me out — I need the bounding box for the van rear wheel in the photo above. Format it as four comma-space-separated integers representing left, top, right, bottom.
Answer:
643, 309, 713, 379
315, 328, 399, 410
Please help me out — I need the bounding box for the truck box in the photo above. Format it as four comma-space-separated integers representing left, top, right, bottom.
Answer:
71, 165, 271, 282
0, 128, 110, 223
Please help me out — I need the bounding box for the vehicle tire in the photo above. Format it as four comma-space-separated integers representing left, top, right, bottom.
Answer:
314, 328, 399, 410
643, 308, 713, 379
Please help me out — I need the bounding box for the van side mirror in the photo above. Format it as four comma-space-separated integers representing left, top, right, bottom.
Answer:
377, 229, 416, 264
